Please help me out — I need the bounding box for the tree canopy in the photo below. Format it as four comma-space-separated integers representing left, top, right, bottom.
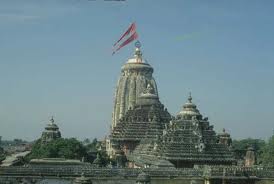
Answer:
261, 136, 274, 167
27, 138, 87, 161
232, 138, 266, 163
0, 147, 5, 163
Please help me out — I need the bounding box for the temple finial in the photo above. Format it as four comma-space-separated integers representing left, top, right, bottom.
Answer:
50, 116, 54, 124
188, 92, 192, 103
134, 41, 142, 63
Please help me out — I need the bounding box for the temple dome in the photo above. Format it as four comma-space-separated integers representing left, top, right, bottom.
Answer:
45, 117, 59, 131
126, 47, 147, 63
177, 93, 202, 119
122, 48, 153, 72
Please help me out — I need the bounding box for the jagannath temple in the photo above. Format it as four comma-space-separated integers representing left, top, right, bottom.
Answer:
1, 44, 274, 184
107, 44, 235, 169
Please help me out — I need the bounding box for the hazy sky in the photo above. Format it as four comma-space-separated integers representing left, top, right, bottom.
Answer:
0, 0, 274, 141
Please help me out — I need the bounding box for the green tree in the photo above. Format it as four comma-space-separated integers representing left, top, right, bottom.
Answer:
27, 138, 87, 161
232, 138, 266, 163
261, 136, 274, 167
0, 146, 5, 163
86, 138, 98, 152
83, 138, 91, 145
84, 139, 111, 166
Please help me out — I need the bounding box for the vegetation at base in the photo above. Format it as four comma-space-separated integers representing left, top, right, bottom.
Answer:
27, 138, 88, 161
232, 136, 274, 167
84, 138, 111, 167
85, 138, 98, 152
26, 135, 274, 167
26, 137, 111, 166
0, 146, 5, 163
232, 138, 266, 163
261, 136, 274, 167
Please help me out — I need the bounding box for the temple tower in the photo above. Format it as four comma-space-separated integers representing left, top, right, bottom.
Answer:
245, 146, 256, 167
218, 128, 232, 147
112, 45, 158, 129
41, 117, 61, 143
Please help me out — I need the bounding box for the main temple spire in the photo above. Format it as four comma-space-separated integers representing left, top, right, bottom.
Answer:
112, 42, 159, 129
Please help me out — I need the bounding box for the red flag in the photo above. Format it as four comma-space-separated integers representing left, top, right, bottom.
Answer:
112, 23, 139, 55
112, 32, 138, 55
113, 23, 136, 47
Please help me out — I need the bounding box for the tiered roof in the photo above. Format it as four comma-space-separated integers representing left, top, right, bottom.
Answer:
110, 84, 171, 142
131, 94, 235, 167
41, 117, 61, 143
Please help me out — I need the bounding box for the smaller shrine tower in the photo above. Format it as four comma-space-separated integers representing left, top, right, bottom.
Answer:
41, 117, 61, 143
245, 146, 256, 167
218, 128, 232, 147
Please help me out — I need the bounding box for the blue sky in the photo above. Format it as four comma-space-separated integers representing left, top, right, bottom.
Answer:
0, 0, 274, 141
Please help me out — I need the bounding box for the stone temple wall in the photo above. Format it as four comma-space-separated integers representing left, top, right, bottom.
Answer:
0, 177, 204, 184
255, 180, 274, 184
1, 176, 274, 184
1, 166, 274, 184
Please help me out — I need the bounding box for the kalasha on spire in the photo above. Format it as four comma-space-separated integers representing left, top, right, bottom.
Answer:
134, 41, 142, 63
112, 22, 139, 55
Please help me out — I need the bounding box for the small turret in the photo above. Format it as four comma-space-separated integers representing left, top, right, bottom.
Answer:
41, 117, 61, 144
245, 146, 256, 167
177, 93, 202, 120
218, 128, 232, 147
